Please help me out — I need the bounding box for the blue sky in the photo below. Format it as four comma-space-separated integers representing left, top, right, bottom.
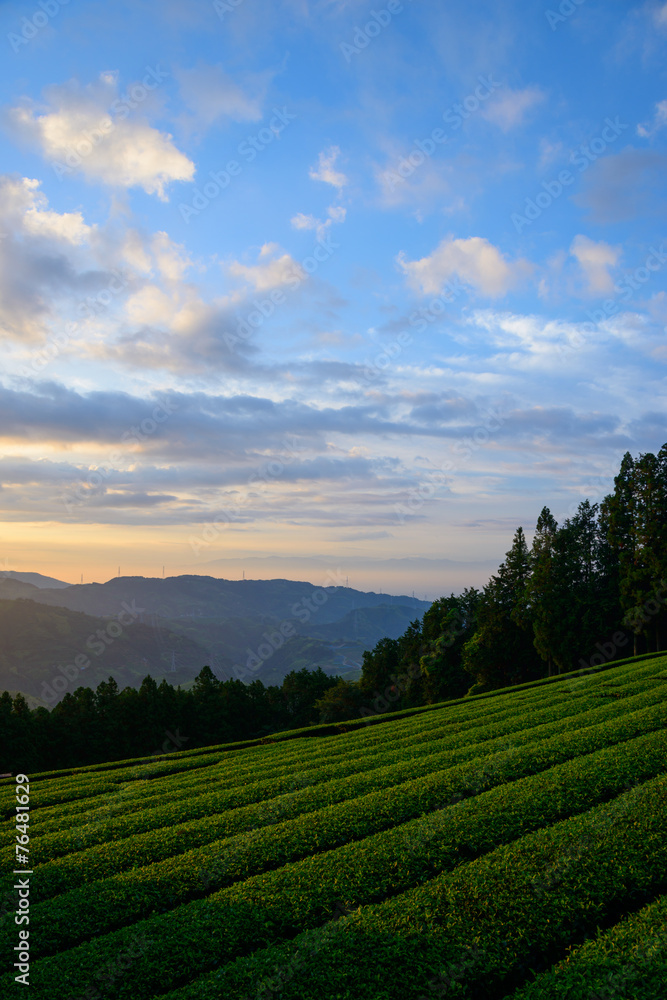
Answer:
0, 0, 666, 596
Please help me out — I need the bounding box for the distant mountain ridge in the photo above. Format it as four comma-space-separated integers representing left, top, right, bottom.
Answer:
0, 571, 71, 589
1, 574, 428, 622
0, 575, 430, 701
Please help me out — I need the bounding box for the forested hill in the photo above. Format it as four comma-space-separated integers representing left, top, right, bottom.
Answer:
339, 443, 667, 724
2, 444, 665, 770
0, 599, 213, 704
0, 577, 429, 706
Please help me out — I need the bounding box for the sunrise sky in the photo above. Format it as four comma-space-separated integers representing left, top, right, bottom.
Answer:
0, 0, 666, 597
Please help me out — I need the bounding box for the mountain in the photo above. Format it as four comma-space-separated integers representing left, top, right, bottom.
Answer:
0, 579, 38, 600
0, 575, 430, 697
11, 574, 429, 621
300, 603, 423, 644
0, 598, 218, 705
0, 571, 71, 589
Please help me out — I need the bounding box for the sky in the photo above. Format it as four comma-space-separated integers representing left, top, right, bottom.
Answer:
0, 0, 666, 598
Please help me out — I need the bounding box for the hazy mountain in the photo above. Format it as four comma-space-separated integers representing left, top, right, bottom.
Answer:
300, 603, 423, 644
0, 598, 217, 705
0, 571, 71, 589
0, 579, 38, 601
13, 574, 429, 621
0, 576, 431, 700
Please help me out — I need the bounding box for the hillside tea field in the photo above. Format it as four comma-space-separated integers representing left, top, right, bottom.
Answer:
2, 654, 667, 998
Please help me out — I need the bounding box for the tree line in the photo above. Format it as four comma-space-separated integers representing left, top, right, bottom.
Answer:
0, 667, 337, 772
317, 443, 667, 719
2, 444, 666, 771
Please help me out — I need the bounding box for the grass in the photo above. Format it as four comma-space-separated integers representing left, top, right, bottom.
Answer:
0, 652, 665, 998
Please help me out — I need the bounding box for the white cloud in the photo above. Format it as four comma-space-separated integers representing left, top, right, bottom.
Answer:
121, 230, 153, 275
125, 285, 174, 326
150, 231, 192, 283
291, 212, 319, 231
481, 86, 545, 131
637, 99, 667, 138
398, 236, 529, 298
0, 175, 93, 245
309, 146, 348, 190
327, 205, 347, 224
569, 235, 621, 296
228, 244, 304, 290
291, 204, 346, 241
0, 175, 96, 343
7, 74, 194, 200
23, 203, 91, 245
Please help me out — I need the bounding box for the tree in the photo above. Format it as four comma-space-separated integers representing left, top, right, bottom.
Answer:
315, 679, 364, 723
463, 527, 538, 691
279, 667, 338, 728
418, 590, 480, 700
602, 447, 667, 654
522, 507, 559, 675
359, 635, 402, 697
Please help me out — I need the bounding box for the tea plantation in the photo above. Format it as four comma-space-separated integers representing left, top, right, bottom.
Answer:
1, 653, 666, 998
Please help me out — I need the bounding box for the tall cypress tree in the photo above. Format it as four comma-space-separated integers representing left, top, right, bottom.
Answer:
523, 507, 559, 676
463, 527, 538, 691
603, 448, 667, 653
603, 451, 640, 652
418, 589, 480, 701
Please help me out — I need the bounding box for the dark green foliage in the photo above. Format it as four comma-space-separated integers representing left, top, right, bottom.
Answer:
601, 446, 667, 654
511, 892, 667, 999
357, 442, 667, 703
5, 443, 667, 771
0, 666, 337, 773
462, 527, 538, 691
3, 657, 666, 1000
